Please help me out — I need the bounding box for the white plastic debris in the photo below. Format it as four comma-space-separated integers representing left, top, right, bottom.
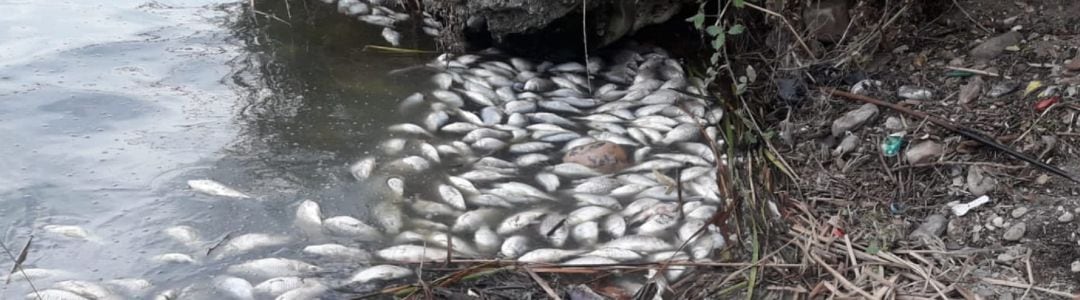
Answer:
947, 195, 990, 216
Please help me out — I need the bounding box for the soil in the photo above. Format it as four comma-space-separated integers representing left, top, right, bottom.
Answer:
773, 0, 1080, 297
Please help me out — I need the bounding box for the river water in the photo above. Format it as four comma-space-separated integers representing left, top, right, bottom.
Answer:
0, 0, 430, 298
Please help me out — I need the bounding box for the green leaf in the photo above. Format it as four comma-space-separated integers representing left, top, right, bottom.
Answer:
686, 13, 705, 29
705, 25, 723, 37
711, 32, 726, 50
710, 52, 720, 65
733, 0, 745, 8
727, 24, 746, 35
866, 241, 881, 255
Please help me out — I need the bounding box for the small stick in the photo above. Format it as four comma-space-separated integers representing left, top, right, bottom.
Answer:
810, 253, 876, 299
945, 66, 1005, 78
525, 267, 563, 300
981, 278, 1078, 298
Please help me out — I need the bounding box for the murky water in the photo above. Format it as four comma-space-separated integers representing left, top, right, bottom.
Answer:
0, 0, 431, 298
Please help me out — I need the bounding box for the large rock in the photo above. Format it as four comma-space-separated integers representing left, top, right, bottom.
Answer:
563, 141, 630, 173
970, 31, 1022, 60
426, 0, 691, 52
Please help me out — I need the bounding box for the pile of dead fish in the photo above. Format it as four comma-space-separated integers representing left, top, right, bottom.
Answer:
348, 43, 730, 278
321, 0, 443, 46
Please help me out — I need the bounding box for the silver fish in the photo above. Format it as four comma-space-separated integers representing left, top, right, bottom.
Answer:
500, 235, 530, 258
1, 268, 77, 283
372, 200, 403, 234
418, 142, 441, 163
551, 62, 586, 73
474, 156, 516, 170
323, 216, 383, 240
517, 248, 585, 263
524, 78, 556, 92
303, 244, 371, 262
104, 278, 152, 298
274, 283, 328, 300
447, 175, 480, 195
214, 276, 254, 300
154, 253, 196, 264
253, 277, 306, 298
408, 198, 461, 217
467, 193, 513, 208
459, 169, 513, 182
349, 265, 412, 284
431, 90, 465, 107
387, 177, 405, 197
376, 245, 449, 262
620, 159, 682, 173
506, 112, 529, 127
462, 128, 511, 143
538, 214, 569, 247
380, 138, 407, 155
452, 208, 502, 233
349, 157, 376, 181
527, 112, 578, 127
474, 225, 502, 254
603, 235, 674, 252
504, 100, 538, 114
538, 100, 583, 114
423, 110, 450, 132
535, 172, 560, 192
496, 209, 548, 235
26, 289, 90, 300
481, 106, 504, 125
358, 14, 396, 27
460, 89, 496, 106
514, 153, 550, 167
472, 137, 507, 152
211, 233, 292, 259
538, 131, 581, 143
164, 225, 201, 248
636, 214, 679, 235
381, 27, 401, 46
437, 184, 467, 210
584, 247, 642, 261
572, 221, 600, 246
572, 177, 621, 194
603, 214, 627, 238
621, 198, 662, 217
508, 141, 554, 153
227, 258, 321, 280
188, 179, 251, 199
493, 182, 555, 201
566, 206, 613, 225
387, 123, 433, 137
399, 92, 426, 112
572, 194, 622, 210
550, 163, 602, 178
608, 184, 648, 198
53, 280, 119, 300
431, 73, 453, 90
441, 122, 481, 134
660, 123, 700, 145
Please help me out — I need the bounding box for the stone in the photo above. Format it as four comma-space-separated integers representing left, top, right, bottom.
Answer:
904, 141, 943, 164
831, 134, 859, 157
990, 216, 1005, 228
884, 117, 903, 130
1067, 54, 1080, 71
1071, 260, 1080, 273
970, 31, 1022, 60
1010, 207, 1028, 218
563, 141, 631, 173
966, 166, 997, 196
1059, 211, 1074, 223
897, 85, 933, 100
830, 103, 878, 137
958, 76, 983, 104
908, 214, 946, 243
1002, 222, 1025, 241
996, 245, 1028, 262
802, 0, 850, 42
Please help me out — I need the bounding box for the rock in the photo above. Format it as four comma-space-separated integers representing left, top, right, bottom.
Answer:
563, 141, 631, 173
884, 117, 903, 130
958, 76, 983, 104
831, 134, 859, 157
1002, 222, 1025, 241
990, 216, 1005, 228
987, 82, 1019, 98
897, 85, 933, 100
908, 214, 946, 243
970, 31, 1022, 60
1071, 260, 1080, 273
904, 141, 942, 164
567, 284, 606, 300
802, 0, 850, 42
966, 166, 997, 196
1067, 54, 1080, 71
996, 245, 1028, 262
1059, 211, 1074, 223
1010, 207, 1028, 218
831, 103, 878, 136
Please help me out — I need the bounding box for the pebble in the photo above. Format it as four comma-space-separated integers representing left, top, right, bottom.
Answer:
904, 140, 942, 164
908, 214, 946, 243
1059, 211, 1074, 223
966, 166, 996, 196
897, 85, 933, 100
1009, 207, 1028, 218
884, 117, 903, 130
831, 103, 878, 136
1002, 222, 1025, 241
970, 31, 1022, 60
987, 82, 1019, 98
958, 76, 983, 104
991, 216, 1005, 228
1071, 260, 1080, 273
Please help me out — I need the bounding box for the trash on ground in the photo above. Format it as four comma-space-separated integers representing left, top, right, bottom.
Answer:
897, 85, 933, 100
948, 195, 990, 216
881, 132, 904, 157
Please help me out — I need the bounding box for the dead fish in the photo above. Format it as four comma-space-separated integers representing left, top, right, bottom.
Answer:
42, 225, 90, 240
294, 199, 323, 237
660, 123, 700, 145
535, 172, 560, 192
527, 112, 578, 127
357, 14, 396, 27
376, 245, 449, 262
431, 90, 465, 107
214, 276, 254, 300
25, 289, 90, 300
53, 280, 118, 300
390, 156, 431, 173
459, 169, 513, 182
515, 153, 551, 167
550, 163, 602, 178
500, 235, 530, 258
572, 221, 600, 246
561, 256, 618, 266
538, 214, 569, 247
2, 268, 77, 283
372, 200, 404, 234
303, 244, 371, 262
380, 138, 407, 155
572, 194, 622, 210
387, 123, 433, 137
227, 258, 321, 280
164, 225, 201, 248
253, 277, 307, 298
472, 137, 507, 152
508, 141, 554, 153
566, 206, 613, 226
211, 233, 292, 259
517, 248, 585, 263
452, 208, 502, 233
636, 214, 679, 235
603, 235, 674, 252
423, 110, 450, 132
474, 225, 502, 254
491, 182, 555, 201
386, 177, 405, 197
323, 216, 383, 240
496, 209, 548, 235
349, 265, 412, 284
481, 106, 504, 125
462, 128, 511, 143
447, 175, 480, 195
153, 253, 196, 264
408, 198, 461, 217
188, 179, 252, 199
441, 122, 481, 134
273, 283, 328, 300
467, 194, 514, 208
572, 177, 622, 194
608, 184, 648, 198
349, 157, 376, 181
584, 247, 642, 261
603, 214, 627, 238
437, 184, 467, 210
381, 27, 401, 46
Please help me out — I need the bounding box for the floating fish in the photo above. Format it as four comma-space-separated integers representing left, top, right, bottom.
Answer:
187, 179, 251, 199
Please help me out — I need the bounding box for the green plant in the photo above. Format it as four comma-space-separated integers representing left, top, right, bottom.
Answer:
686, 0, 751, 93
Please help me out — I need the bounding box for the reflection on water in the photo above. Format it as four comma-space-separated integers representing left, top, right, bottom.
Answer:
0, 0, 436, 298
